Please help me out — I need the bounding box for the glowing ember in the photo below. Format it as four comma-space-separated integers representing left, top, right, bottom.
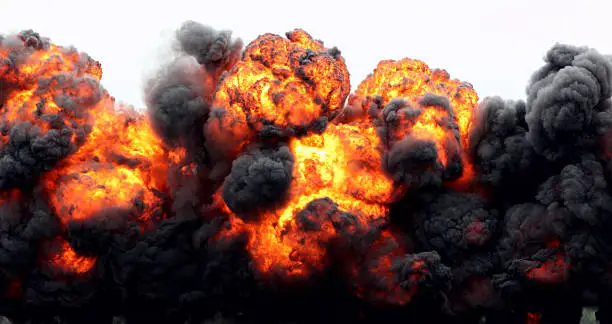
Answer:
526, 312, 542, 324
3, 280, 22, 299
526, 246, 569, 285
351, 230, 421, 305
48, 239, 96, 275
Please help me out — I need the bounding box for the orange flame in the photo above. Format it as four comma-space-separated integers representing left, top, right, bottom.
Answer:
3, 40, 187, 227
225, 121, 396, 278
47, 239, 96, 275
0, 43, 101, 141
212, 29, 395, 279
208, 29, 350, 157
43, 103, 185, 226
352, 58, 478, 186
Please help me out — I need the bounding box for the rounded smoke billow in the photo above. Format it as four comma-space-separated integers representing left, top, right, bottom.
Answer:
222, 145, 294, 222
526, 43, 612, 161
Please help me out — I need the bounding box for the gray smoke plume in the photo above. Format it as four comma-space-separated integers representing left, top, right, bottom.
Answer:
175, 21, 243, 76
145, 21, 242, 156
526, 44, 612, 161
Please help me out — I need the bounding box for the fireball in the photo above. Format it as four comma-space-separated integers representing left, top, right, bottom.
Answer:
206, 29, 351, 159
242, 122, 397, 278
352, 58, 478, 185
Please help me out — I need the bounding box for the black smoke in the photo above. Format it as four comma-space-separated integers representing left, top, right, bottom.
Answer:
222, 144, 294, 222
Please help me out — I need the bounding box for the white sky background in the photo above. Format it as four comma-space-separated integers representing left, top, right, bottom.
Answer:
0, 0, 610, 108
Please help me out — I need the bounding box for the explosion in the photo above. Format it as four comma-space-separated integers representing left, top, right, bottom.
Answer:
1, 22, 612, 324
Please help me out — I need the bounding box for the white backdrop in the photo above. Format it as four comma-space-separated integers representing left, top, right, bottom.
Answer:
1, 0, 610, 108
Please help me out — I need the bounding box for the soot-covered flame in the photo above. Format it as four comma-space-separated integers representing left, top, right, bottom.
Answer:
354, 58, 477, 139
0, 35, 104, 190
214, 28, 475, 303
0, 31, 185, 230
351, 230, 415, 305
526, 312, 541, 324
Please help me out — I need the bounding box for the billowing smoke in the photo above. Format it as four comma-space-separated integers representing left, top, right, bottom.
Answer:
2, 21, 612, 324
468, 96, 534, 188
525, 44, 612, 161
222, 144, 294, 221
144, 20, 242, 157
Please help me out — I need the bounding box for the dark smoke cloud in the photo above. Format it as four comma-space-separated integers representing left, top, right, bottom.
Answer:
414, 192, 498, 260
222, 145, 294, 222
494, 154, 612, 303
175, 21, 243, 77
469, 96, 534, 188
0, 190, 59, 280
537, 155, 612, 226
497, 203, 567, 267
411, 191, 500, 311
144, 57, 211, 149
526, 44, 612, 161
394, 251, 453, 303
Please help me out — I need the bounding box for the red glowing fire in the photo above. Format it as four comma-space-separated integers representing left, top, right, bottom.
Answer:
526, 240, 569, 284
43, 103, 185, 227
526, 312, 542, 324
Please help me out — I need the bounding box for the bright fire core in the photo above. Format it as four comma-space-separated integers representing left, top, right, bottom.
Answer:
239, 122, 397, 278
